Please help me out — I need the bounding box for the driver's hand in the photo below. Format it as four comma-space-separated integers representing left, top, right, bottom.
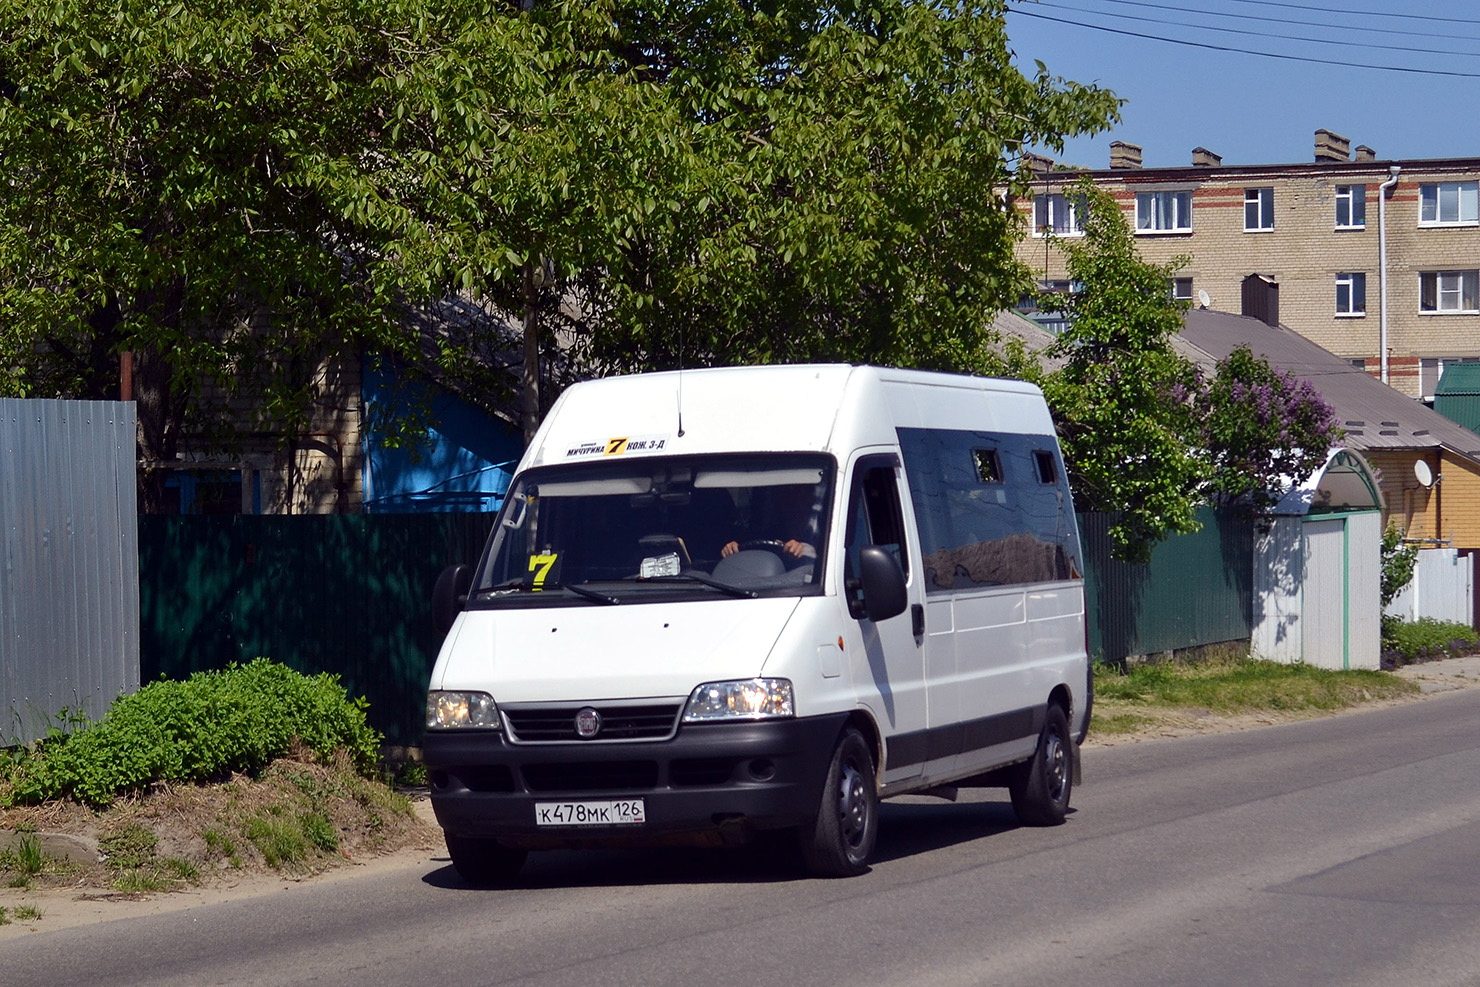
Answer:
783, 539, 807, 557
721, 541, 740, 558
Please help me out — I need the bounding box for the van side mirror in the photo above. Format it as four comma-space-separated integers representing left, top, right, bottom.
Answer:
857, 546, 908, 623
432, 564, 473, 637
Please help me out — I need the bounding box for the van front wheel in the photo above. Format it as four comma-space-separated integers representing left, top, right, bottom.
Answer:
446, 834, 527, 886
1008, 703, 1073, 826
800, 729, 878, 877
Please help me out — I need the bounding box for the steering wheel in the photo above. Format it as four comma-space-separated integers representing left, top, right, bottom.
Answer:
737, 539, 788, 556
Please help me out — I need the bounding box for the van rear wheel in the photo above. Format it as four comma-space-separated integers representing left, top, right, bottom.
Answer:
446, 834, 527, 886
800, 728, 878, 877
1008, 703, 1073, 826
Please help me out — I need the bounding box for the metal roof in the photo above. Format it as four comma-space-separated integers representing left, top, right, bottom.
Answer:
1433, 363, 1480, 436
1179, 308, 1480, 464
1435, 362, 1480, 397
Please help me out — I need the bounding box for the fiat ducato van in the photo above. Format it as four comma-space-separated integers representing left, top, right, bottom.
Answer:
424, 364, 1089, 881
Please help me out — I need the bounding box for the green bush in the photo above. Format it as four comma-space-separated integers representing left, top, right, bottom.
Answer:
3, 660, 382, 808
1385, 617, 1480, 664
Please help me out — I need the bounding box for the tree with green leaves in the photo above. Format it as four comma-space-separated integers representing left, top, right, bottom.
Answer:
1035, 181, 1203, 562
577, 1, 1121, 376
1, 0, 1120, 507
1033, 180, 1341, 561
0, 0, 428, 508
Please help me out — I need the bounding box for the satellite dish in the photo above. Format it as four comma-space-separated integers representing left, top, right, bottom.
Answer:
1415, 460, 1434, 488
1197, 289, 1211, 309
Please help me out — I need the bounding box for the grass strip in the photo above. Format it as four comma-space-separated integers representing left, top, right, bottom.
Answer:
1091, 656, 1419, 735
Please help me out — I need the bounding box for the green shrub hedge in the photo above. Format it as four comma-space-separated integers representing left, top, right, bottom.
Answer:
3, 660, 382, 808
1383, 617, 1480, 666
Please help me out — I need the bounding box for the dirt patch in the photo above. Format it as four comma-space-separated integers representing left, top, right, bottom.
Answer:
0, 754, 441, 936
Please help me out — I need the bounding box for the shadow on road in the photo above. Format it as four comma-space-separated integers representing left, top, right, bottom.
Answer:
420, 794, 1060, 891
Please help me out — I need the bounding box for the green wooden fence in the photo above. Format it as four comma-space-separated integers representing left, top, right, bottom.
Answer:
138, 508, 1253, 744
138, 514, 495, 745
1079, 507, 1254, 665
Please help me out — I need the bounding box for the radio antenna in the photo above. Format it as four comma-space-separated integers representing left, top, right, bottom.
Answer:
676, 330, 686, 437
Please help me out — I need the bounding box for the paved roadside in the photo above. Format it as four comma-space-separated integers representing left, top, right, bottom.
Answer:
1391, 653, 1480, 693
5, 655, 1480, 936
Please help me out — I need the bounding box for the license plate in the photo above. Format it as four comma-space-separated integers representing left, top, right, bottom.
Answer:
535, 799, 646, 827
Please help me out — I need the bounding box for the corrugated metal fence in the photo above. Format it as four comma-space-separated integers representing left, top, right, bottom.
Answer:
1080, 507, 1254, 665
138, 513, 494, 745
1, 399, 139, 744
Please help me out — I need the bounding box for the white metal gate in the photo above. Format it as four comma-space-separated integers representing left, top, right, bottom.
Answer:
1303, 519, 1348, 670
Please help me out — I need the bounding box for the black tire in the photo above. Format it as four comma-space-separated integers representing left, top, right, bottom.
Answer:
445, 834, 527, 886
1008, 703, 1073, 826
800, 729, 878, 877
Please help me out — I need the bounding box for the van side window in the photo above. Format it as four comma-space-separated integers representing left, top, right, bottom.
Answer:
1033, 450, 1057, 485
843, 461, 908, 615
897, 428, 1081, 592
973, 449, 1002, 484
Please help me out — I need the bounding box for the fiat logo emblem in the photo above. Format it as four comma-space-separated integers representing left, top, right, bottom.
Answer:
574, 707, 602, 739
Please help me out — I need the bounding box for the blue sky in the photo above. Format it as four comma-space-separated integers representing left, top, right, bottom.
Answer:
1004, 0, 1480, 169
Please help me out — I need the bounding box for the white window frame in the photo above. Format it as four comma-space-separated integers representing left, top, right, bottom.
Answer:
1420, 270, 1480, 314
1244, 187, 1274, 231
1335, 185, 1366, 229
1419, 182, 1480, 227
1335, 272, 1366, 316
1170, 277, 1193, 301
1032, 193, 1084, 237
1135, 190, 1193, 234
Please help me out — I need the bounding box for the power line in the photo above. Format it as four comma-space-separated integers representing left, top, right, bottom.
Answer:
1009, 7, 1480, 79
1083, 0, 1480, 43
1031, 0, 1480, 59
1218, 0, 1480, 27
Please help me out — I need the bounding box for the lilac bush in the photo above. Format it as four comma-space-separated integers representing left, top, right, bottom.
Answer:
1195, 345, 1342, 511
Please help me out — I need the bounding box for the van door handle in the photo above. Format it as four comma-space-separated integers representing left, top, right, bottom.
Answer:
911, 603, 925, 637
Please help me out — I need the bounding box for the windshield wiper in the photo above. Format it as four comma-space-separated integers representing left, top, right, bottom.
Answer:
557, 582, 622, 605
472, 579, 621, 605
636, 573, 758, 599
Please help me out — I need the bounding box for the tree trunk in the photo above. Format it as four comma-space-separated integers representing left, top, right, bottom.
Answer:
521, 259, 540, 446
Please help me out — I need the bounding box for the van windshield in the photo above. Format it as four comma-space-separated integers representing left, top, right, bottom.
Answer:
472, 453, 835, 606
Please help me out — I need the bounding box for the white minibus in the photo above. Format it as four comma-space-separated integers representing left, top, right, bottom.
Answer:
425, 365, 1089, 881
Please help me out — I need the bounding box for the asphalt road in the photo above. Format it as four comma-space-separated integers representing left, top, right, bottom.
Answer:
6, 689, 1480, 987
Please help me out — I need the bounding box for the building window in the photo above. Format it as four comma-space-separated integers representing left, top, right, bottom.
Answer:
1170, 277, 1193, 301
1420, 270, 1480, 313
1136, 191, 1192, 233
1335, 273, 1366, 316
1335, 185, 1366, 228
1032, 193, 1084, 237
1419, 182, 1480, 226
1244, 188, 1274, 231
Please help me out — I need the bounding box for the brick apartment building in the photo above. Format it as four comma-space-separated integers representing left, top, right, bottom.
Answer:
1017, 129, 1480, 401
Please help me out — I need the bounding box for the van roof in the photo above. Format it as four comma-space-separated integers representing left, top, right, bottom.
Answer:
523, 364, 1047, 469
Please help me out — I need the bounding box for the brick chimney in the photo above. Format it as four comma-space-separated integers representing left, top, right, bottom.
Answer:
1020, 152, 1054, 178
1191, 147, 1222, 167
1241, 274, 1280, 327
1109, 141, 1143, 170
1314, 129, 1351, 163
1354, 145, 1377, 162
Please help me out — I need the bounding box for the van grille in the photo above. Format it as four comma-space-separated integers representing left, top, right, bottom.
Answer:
522, 761, 659, 792
502, 703, 682, 743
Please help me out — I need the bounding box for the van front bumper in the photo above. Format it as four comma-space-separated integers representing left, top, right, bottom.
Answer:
423, 713, 849, 848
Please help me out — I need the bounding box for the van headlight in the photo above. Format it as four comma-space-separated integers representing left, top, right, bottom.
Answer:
427, 691, 500, 729
682, 678, 795, 722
